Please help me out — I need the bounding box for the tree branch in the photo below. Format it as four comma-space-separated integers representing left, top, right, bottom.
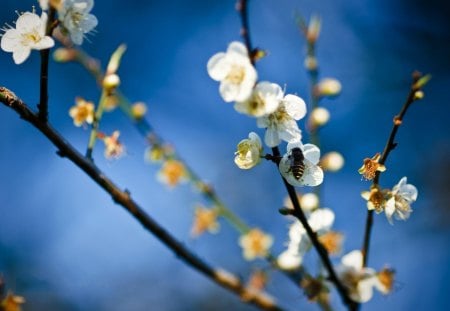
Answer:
361, 71, 428, 268
0, 87, 285, 311
38, 7, 57, 122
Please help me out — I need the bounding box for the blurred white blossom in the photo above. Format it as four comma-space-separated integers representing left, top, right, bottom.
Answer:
58, 0, 98, 45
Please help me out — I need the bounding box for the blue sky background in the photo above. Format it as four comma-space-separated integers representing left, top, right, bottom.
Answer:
0, 0, 449, 310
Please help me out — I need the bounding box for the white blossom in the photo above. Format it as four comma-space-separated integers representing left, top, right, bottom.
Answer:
207, 41, 257, 102
257, 93, 306, 147
234, 81, 281, 117
1, 12, 54, 64
279, 142, 324, 187
58, 0, 98, 45
336, 250, 380, 303
385, 177, 418, 224
234, 132, 263, 169
277, 208, 334, 270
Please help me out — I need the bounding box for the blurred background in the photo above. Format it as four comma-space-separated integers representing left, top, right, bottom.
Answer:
0, 0, 449, 310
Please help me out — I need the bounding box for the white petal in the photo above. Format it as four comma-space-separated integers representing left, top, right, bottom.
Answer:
1, 29, 21, 52
32, 36, 55, 50
277, 249, 302, 270
399, 184, 418, 202
248, 132, 262, 147
286, 141, 303, 152
299, 162, 323, 186
264, 128, 280, 148
256, 116, 269, 128
219, 82, 240, 102
342, 250, 363, 269
308, 208, 334, 233
278, 120, 301, 143
355, 277, 377, 302
283, 94, 307, 120
16, 12, 42, 34
70, 30, 85, 45
13, 47, 31, 64
79, 14, 98, 32
207, 52, 228, 80
255, 82, 283, 114
303, 144, 321, 165
227, 41, 248, 57
384, 197, 396, 224
288, 222, 306, 243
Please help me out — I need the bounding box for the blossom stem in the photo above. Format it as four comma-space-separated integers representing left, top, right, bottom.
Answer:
38, 7, 57, 122
361, 71, 428, 267
0, 87, 285, 311
86, 89, 107, 160
237, 0, 255, 64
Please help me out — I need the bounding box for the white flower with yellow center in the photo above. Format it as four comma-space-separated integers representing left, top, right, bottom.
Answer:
257, 93, 306, 147
279, 142, 324, 187
234, 132, 263, 169
58, 0, 98, 45
234, 81, 282, 117
336, 250, 380, 303
385, 176, 418, 224
277, 208, 334, 270
207, 41, 257, 102
1, 12, 55, 64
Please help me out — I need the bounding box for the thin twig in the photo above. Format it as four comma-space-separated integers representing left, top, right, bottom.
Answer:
237, 1, 355, 309
0, 87, 285, 311
361, 71, 426, 267
38, 7, 56, 122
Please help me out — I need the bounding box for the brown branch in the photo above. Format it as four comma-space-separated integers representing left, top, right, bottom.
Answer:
0, 87, 285, 311
38, 7, 57, 122
361, 71, 428, 267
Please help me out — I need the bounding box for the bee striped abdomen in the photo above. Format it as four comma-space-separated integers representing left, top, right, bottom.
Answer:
289, 147, 305, 180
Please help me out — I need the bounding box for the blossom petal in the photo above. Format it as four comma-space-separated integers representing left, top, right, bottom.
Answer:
264, 128, 280, 147
399, 184, 418, 202
220, 82, 240, 102
207, 52, 228, 81
79, 14, 98, 33
283, 94, 307, 120
1, 29, 21, 52
278, 120, 301, 143
33, 36, 55, 50
227, 41, 248, 57
256, 116, 269, 128
308, 208, 335, 233
277, 249, 302, 270
299, 162, 323, 186
16, 12, 42, 34
303, 144, 321, 165
12, 47, 31, 64
342, 250, 363, 269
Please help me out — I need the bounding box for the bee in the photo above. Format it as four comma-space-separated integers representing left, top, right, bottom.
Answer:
287, 147, 305, 180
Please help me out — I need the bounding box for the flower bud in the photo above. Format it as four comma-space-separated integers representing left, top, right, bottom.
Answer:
53, 48, 77, 62
320, 151, 345, 172
131, 102, 147, 120
317, 78, 342, 97
300, 193, 319, 211
304, 56, 318, 71
310, 107, 330, 128
103, 73, 120, 91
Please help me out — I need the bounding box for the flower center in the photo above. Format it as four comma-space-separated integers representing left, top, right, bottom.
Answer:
22, 30, 42, 45
225, 64, 246, 84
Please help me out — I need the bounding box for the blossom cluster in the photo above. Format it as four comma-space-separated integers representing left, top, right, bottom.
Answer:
208, 41, 323, 187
